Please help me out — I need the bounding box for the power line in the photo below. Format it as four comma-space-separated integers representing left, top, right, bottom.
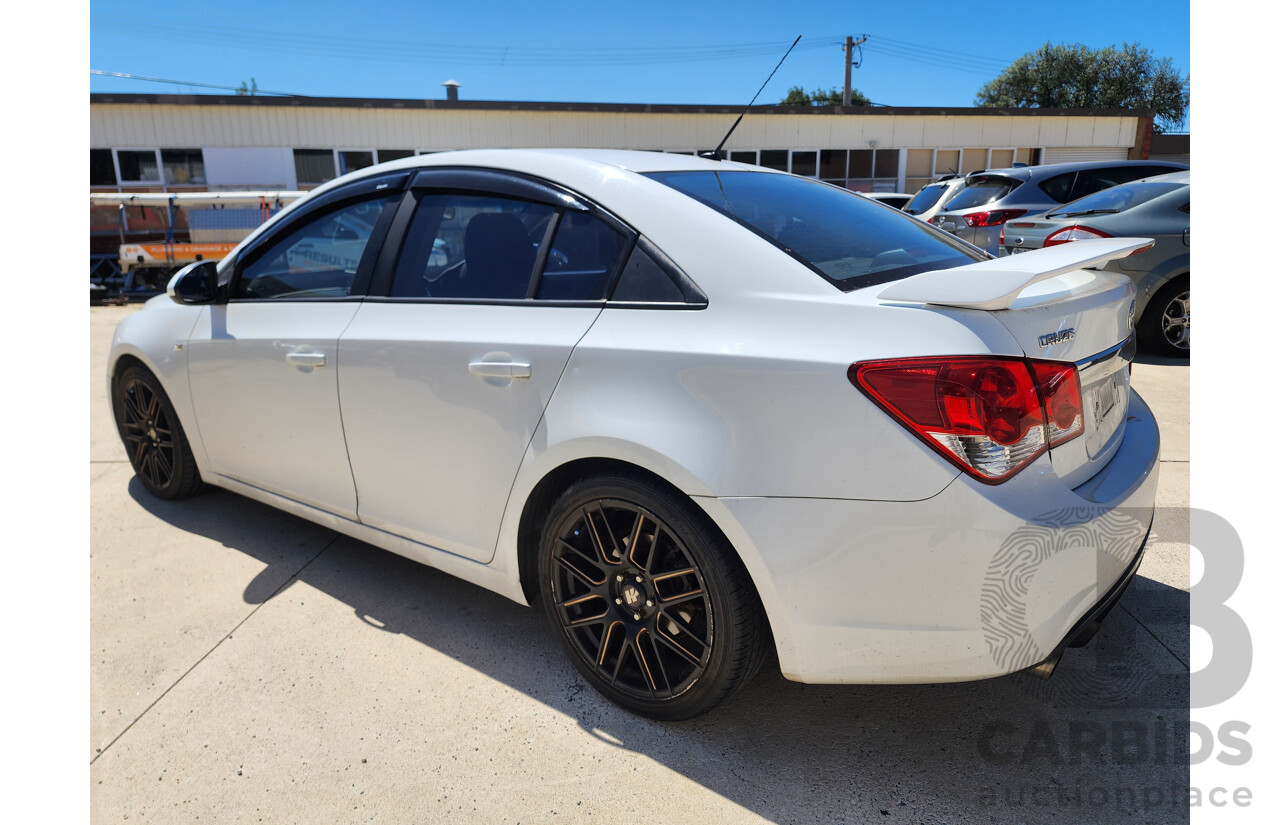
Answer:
90, 70, 301, 96
92, 15, 841, 67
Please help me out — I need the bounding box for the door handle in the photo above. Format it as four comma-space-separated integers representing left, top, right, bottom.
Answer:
286, 351, 327, 368
468, 360, 532, 379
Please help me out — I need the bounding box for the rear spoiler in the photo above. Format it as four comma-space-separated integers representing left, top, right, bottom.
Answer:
877, 238, 1153, 311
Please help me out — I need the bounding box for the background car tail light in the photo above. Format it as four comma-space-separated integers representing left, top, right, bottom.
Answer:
849, 356, 1083, 483
1043, 225, 1112, 246
962, 209, 1027, 228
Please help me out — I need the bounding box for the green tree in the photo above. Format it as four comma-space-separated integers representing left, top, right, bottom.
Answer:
975, 43, 1188, 131
781, 85, 870, 107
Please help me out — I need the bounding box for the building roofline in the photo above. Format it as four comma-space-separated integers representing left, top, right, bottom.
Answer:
89, 92, 1155, 119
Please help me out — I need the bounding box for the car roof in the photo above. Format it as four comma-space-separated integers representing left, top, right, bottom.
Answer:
969, 159, 1188, 182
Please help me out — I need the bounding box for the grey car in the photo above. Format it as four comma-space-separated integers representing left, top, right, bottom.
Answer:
1002, 171, 1190, 356
930, 159, 1188, 254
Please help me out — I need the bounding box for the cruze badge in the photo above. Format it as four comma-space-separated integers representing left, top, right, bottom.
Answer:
1038, 329, 1076, 348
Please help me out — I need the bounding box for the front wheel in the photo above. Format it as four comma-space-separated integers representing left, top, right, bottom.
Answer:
538, 474, 765, 720
1138, 276, 1190, 357
113, 365, 204, 499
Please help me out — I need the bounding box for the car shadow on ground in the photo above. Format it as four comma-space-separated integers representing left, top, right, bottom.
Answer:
129, 480, 1190, 824
1133, 352, 1189, 367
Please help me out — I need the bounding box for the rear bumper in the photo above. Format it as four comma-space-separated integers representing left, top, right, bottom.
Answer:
700, 390, 1160, 684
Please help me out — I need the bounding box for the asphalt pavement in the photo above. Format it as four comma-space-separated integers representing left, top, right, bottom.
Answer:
90, 304, 1190, 824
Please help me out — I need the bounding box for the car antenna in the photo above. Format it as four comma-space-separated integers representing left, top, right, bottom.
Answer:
703, 35, 802, 162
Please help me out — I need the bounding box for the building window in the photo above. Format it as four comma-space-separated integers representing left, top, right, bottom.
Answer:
759, 150, 788, 171
338, 150, 376, 175
162, 149, 206, 185
91, 150, 117, 186
377, 149, 414, 163
790, 151, 817, 177
294, 149, 337, 185
117, 150, 162, 183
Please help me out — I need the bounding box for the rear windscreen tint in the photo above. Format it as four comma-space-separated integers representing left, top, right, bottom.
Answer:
646, 171, 983, 291
904, 184, 947, 214
943, 176, 1020, 211
1047, 180, 1187, 218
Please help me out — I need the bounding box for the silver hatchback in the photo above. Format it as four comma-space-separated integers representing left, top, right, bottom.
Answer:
931, 159, 1188, 254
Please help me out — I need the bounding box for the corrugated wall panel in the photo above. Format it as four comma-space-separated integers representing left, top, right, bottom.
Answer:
1042, 147, 1130, 163
89, 104, 1144, 155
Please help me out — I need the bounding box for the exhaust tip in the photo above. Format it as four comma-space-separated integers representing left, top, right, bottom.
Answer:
1026, 651, 1063, 680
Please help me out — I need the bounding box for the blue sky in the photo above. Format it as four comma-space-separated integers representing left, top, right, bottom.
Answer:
89, 1, 1190, 127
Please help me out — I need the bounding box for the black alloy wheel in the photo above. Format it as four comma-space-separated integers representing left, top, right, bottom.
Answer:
539, 474, 765, 720
114, 366, 203, 499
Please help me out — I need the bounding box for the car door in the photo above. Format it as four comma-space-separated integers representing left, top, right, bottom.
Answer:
184, 174, 405, 518
337, 169, 632, 562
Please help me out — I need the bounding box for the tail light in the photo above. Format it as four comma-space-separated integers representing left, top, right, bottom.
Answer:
849, 356, 1083, 483
1044, 226, 1112, 246
962, 209, 1027, 228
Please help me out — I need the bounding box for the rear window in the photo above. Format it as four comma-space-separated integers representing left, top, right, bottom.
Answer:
943, 176, 1020, 211
1047, 180, 1187, 218
904, 183, 947, 214
647, 171, 983, 291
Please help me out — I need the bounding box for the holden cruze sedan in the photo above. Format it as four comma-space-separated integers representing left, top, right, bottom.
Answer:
109, 149, 1159, 720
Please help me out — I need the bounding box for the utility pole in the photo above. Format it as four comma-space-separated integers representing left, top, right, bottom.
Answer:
843, 35, 866, 107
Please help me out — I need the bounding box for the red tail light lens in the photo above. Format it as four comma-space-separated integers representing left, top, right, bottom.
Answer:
962, 209, 1027, 228
1043, 225, 1112, 246
849, 356, 1083, 483
1029, 361, 1083, 446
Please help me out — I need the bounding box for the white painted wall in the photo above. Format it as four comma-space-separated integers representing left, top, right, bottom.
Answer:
202, 146, 296, 189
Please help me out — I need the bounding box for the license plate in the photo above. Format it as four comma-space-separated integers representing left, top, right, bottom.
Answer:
1083, 369, 1130, 458
1009, 246, 1028, 254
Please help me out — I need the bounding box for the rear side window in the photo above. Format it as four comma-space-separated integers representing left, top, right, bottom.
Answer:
943, 176, 1020, 211
647, 170, 982, 291
390, 193, 554, 299
1040, 172, 1076, 203
612, 245, 683, 302
1070, 166, 1178, 201
535, 211, 624, 300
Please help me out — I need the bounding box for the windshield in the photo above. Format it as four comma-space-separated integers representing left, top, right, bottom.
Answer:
1047, 180, 1186, 218
904, 183, 948, 214
646, 171, 983, 291
944, 176, 1021, 211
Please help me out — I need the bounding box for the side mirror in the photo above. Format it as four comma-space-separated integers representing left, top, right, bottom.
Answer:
167, 260, 219, 305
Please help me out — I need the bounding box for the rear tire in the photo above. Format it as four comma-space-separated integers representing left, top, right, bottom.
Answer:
538, 473, 766, 720
113, 365, 204, 499
1138, 276, 1189, 357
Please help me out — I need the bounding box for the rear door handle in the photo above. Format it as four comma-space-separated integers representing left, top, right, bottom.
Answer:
285, 351, 327, 368
468, 360, 532, 379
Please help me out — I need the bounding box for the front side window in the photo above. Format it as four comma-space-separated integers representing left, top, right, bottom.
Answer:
235, 195, 396, 299
647, 170, 982, 291
390, 193, 555, 300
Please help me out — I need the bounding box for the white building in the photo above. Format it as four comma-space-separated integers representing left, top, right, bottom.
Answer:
90, 93, 1159, 196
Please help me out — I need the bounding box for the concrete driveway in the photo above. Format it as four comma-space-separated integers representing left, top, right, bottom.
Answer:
90, 305, 1190, 824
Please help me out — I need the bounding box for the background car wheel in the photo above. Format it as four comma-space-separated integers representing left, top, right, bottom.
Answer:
538, 473, 766, 720
1138, 276, 1190, 357
114, 365, 204, 500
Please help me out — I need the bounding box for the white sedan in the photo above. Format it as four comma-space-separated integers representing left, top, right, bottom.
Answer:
109, 149, 1159, 719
